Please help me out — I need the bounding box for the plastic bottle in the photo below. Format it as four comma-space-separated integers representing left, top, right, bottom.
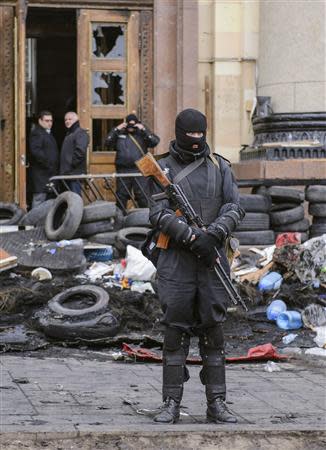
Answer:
258, 272, 283, 291
266, 299, 287, 321
276, 311, 302, 330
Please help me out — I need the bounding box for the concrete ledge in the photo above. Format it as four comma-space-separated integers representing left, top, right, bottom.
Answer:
1, 430, 326, 450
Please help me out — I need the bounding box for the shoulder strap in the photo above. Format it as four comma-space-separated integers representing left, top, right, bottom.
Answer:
173, 157, 205, 184
208, 153, 220, 169
129, 134, 145, 156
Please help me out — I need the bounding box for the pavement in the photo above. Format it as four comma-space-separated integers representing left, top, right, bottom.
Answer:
0, 352, 326, 449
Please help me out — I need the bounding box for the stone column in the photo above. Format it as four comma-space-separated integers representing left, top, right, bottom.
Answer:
198, 0, 259, 162
258, 0, 326, 112
154, 0, 198, 154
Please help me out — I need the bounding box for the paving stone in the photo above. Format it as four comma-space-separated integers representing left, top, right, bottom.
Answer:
0, 355, 325, 433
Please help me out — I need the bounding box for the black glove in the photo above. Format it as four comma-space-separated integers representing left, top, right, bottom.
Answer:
190, 231, 224, 267
158, 214, 193, 245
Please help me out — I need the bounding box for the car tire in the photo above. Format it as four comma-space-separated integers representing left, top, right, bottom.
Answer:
308, 203, 326, 218
233, 230, 275, 245
270, 205, 304, 226
20, 200, 55, 226
38, 312, 120, 340
88, 231, 118, 245
116, 227, 151, 250
0, 202, 25, 225
273, 218, 310, 232
75, 219, 115, 238
312, 216, 326, 224
270, 202, 301, 212
124, 208, 151, 227
305, 185, 326, 203
48, 285, 109, 318
82, 201, 117, 223
237, 212, 270, 231
45, 192, 84, 241
310, 223, 326, 237
266, 186, 304, 204
239, 194, 271, 213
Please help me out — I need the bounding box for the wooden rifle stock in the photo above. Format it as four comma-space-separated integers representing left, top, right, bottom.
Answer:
136, 153, 172, 249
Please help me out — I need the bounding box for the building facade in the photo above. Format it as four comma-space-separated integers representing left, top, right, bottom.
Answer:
1, 0, 325, 206
0, 0, 198, 207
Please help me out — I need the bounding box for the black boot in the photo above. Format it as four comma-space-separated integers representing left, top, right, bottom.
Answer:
198, 326, 237, 423
154, 397, 181, 423
154, 327, 190, 424
207, 397, 237, 423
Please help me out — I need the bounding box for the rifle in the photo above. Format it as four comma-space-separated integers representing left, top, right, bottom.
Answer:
136, 153, 248, 312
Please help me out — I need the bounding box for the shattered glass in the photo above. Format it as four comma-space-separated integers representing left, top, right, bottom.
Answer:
92, 72, 126, 105
92, 24, 125, 59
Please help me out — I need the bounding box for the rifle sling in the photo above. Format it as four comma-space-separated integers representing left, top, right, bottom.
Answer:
172, 157, 204, 184
129, 134, 145, 156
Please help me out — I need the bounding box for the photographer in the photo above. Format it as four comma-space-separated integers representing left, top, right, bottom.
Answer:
105, 114, 160, 209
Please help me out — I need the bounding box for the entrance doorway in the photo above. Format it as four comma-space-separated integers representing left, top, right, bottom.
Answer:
26, 8, 77, 206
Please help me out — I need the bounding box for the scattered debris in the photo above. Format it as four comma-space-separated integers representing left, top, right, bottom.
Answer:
0, 248, 17, 272
31, 267, 52, 281
264, 361, 281, 372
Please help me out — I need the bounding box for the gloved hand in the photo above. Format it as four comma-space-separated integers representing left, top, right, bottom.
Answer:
158, 214, 193, 245
190, 231, 224, 267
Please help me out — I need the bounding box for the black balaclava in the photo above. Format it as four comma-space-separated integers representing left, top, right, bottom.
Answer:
174, 109, 207, 161
126, 114, 139, 125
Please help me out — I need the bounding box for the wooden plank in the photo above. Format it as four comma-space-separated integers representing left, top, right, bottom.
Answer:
91, 106, 126, 119
87, 10, 129, 22
77, 9, 90, 131
91, 59, 126, 72
16, 0, 27, 209
2, 0, 154, 7
127, 11, 140, 114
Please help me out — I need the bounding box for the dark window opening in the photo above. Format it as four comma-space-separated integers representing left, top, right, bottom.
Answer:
92, 24, 125, 59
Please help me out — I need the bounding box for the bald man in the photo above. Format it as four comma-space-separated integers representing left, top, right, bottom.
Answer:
60, 112, 89, 195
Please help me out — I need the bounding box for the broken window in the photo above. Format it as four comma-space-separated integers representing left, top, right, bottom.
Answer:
92, 24, 125, 59
92, 119, 121, 152
92, 72, 126, 105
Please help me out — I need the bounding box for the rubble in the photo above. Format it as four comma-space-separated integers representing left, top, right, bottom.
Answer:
0, 207, 325, 360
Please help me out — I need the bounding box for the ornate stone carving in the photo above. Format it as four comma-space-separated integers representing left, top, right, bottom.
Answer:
140, 10, 153, 130
0, 7, 15, 202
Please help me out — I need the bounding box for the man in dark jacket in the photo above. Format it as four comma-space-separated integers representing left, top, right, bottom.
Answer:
105, 114, 160, 210
60, 112, 89, 195
147, 109, 245, 424
29, 111, 59, 209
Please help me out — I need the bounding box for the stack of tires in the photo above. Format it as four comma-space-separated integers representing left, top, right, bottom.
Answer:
44, 193, 123, 242
114, 208, 152, 254
267, 186, 309, 242
89, 207, 152, 255
306, 186, 326, 238
234, 194, 274, 245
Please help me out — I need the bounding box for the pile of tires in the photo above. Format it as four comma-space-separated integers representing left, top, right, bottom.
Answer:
233, 193, 275, 245
76, 200, 123, 239
88, 207, 151, 255
44, 193, 123, 242
267, 186, 309, 242
305, 186, 326, 238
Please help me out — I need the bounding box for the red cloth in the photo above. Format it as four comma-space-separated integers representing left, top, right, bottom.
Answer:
122, 342, 287, 364
275, 232, 302, 248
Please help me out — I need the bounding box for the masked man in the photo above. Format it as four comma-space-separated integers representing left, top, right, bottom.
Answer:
148, 109, 245, 424
105, 114, 160, 210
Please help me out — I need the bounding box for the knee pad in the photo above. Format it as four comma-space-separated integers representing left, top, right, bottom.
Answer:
164, 327, 190, 353
198, 325, 224, 351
